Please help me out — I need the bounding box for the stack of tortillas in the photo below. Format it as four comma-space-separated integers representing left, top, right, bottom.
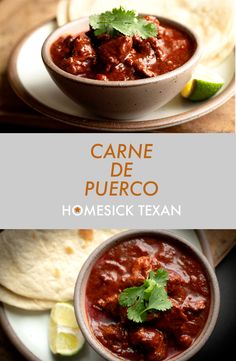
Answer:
0, 229, 122, 311
57, 0, 235, 67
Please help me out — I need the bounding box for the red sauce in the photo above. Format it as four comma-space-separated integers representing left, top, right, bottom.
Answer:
51, 16, 195, 81
86, 236, 210, 361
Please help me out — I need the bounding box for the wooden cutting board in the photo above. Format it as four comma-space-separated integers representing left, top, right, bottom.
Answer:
0, 0, 235, 132
205, 230, 236, 266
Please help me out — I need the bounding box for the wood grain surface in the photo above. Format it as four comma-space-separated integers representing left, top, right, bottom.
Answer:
0, 230, 235, 360
0, 0, 235, 132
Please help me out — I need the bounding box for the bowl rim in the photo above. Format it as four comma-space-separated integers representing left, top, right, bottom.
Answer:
42, 15, 202, 88
74, 229, 220, 361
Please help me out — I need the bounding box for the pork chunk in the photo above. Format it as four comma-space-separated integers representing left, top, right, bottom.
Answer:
96, 294, 119, 316
182, 295, 206, 312
62, 58, 90, 75
95, 294, 130, 323
98, 36, 133, 70
156, 298, 199, 349
99, 323, 127, 341
130, 327, 167, 361
156, 298, 188, 333
73, 34, 96, 61
167, 270, 188, 300
126, 42, 156, 78
98, 323, 129, 351
130, 256, 157, 283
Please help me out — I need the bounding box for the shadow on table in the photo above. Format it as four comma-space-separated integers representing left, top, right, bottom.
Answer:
191, 247, 236, 360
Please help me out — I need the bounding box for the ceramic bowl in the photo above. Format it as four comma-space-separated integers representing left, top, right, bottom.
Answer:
42, 17, 202, 120
74, 230, 220, 361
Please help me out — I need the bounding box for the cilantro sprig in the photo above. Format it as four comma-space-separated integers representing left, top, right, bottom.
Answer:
89, 7, 157, 39
119, 268, 172, 323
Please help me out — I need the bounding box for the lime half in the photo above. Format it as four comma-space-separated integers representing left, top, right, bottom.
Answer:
49, 302, 85, 356
181, 65, 224, 101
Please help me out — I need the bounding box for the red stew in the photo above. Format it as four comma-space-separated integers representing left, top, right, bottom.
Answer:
86, 236, 210, 361
51, 16, 195, 81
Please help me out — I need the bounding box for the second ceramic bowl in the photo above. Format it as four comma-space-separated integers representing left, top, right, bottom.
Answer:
74, 230, 220, 361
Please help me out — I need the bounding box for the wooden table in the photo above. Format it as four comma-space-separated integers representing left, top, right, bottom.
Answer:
0, 0, 235, 132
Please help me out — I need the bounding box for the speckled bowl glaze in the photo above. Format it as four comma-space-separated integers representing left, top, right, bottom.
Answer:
42, 17, 202, 120
74, 230, 220, 361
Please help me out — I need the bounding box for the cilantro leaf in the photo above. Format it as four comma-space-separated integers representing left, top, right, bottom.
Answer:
118, 285, 145, 307
149, 268, 169, 287
146, 286, 172, 312
144, 279, 156, 299
127, 298, 147, 323
89, 7, 157, 39
119, 268, 172, 323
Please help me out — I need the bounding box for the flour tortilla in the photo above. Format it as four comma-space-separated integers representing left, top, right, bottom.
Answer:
0, 230, 122, 302
68, 0, 168, 21
66, 0, 234, 67
57, 0, 70, 27
0, 285, 54, 311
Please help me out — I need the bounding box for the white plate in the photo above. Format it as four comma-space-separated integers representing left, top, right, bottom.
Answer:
0, 230, 205, 361
8, 20, 235, 132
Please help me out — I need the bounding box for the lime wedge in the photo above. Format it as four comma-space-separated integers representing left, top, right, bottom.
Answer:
49, 302, 85, 356
181, 65, 224, 101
